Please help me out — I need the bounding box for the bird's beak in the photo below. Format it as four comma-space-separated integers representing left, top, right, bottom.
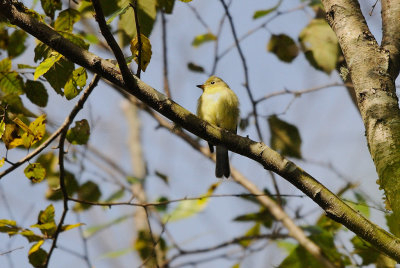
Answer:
196, 84, 205, 90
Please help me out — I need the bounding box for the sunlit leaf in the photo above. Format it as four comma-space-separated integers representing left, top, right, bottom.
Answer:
54, 8, 80, 32
61, 223, 84, 232
192, 32, 217, 47
233, 208, 273, 228
34, 52, 62, 80
64, 67, 88, 100
134, 230, 166, 262
0, 219, 20, 234
19, 114, 46, 148
164, 182, 220, 222
345, 192, 370, 219
268, 115, 302, 158
239, 223, 260, 248
130, 34, 152, 72
19, 229, 43, 242
2, 123, 22, 149
299, 19, 339, 74
58, 31, 89, 50
351, 236, 380, 266
0, 120, 5, 139
28, 240, 44, 255
24, 80, 49, 107
24, 163, 46, 183
267, 34, 299, 63
101, 247, 134, 259
0, 58, 24, 94
0, 158, 4, 168
66, 119, 90, 145
2, 94, 37, 117
187, 62, 204, 73
38, 204, 55, 224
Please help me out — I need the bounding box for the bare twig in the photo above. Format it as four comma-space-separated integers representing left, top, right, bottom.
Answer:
130, 1, 142, 78
161, 9, 171, 98
44, 75, 100, 267
0, 247, 23, 256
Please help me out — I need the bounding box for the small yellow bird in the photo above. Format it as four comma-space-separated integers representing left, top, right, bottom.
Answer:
197, 76, 240, 178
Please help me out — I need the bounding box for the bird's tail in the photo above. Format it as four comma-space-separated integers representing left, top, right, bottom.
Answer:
216, 145, 230, 178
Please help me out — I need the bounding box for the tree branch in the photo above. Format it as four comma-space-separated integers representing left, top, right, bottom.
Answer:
2, 1, 400, 262
381, 0, 400, 78
323, 0, 400, 217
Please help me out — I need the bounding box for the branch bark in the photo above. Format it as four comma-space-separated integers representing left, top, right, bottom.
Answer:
322, 0, 400, 217
1, 0, 400, 262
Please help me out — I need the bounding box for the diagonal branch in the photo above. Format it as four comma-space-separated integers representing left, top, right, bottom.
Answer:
2, 1, 400, 262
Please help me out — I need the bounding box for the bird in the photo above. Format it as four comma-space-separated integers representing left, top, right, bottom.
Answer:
196, 76, 239, 178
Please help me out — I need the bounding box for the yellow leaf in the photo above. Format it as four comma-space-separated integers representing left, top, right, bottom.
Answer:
130, 34, 152, 72
20, 114, 46, 148
0, 158, 4, 168
28, 240, 44, 255
13, 118, 32, 135
2, 123, 22, 149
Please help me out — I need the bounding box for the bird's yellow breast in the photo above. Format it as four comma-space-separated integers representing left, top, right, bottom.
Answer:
197, 86, 239, 132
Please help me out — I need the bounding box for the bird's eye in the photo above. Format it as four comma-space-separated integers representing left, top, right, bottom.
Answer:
210, 81, 215, 85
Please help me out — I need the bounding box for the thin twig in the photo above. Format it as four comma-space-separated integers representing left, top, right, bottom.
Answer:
44, 74, 100, 267
68, 193, 303, 208
130, 1, 142, 78
143, 207, 160, 268
0, 246, 23, 256
161, 8, 171, 98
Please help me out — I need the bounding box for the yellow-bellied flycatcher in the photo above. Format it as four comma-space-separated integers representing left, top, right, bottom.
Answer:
197, 76, 239, 178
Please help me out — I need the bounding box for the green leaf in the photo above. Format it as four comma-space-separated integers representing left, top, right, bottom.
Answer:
2, 123, 21, 149
157, 0, 175, 13
164, 182, 219, 222
134, 230, 166, 262
28, 246, 47, 268
187, 62, 204, 73
39, 204, 55, 224
46, 171, 79, 200
178, 0, 192, 2
253, 0, 282, 19
267, 34, 299, 63
19, 229, 43, 242
130, 34, 152, 72
277, 240, 297, 254
0, 28, 8, 51
74, 180, 102, 211
64, 67, 88, 100
43, 57, 74, 95
34, 52, 62, 80
233, 208, 273, 228
0, 58, 24, 95
268, 115, 302, 158
386, 213, 400, 237
24, 163, 46, 183
83, 215, 131, 238
299, 19, 339, 74
34, 42, 52, 62
351, 236, 380, 265
155, 170, 169, 185
101, 247, 134, 259
155, 196, 169, 212
345, 192, 370, 219
54, 8, 80, 32
118, 0, 157, 47
8, 30, 28, 58
2, 94, 37, 117
66, 119, 90, 145
0, 219, 20, 234
191, 32, 217, 47
106, 5, 130, 25
24, 80, 49, 107
104, 188, 125, 202
238, 223, 260, 248
40, 0, 62, 19
58, 31, 89, 49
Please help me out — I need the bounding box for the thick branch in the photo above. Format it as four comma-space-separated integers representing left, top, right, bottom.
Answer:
381, 0, 400, 78
2, 1, 400, 262
323, 0, 400, 216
